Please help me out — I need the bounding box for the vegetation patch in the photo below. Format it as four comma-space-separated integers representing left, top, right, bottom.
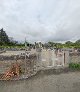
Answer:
69, 63, 80, 69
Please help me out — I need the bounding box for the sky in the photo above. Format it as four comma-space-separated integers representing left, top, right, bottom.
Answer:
0, 0, 80, 43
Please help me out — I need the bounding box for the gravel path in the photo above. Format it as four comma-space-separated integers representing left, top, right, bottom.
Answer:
0, 71, 80, 92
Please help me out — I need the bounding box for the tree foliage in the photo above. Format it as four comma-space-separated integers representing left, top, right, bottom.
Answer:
0, 28, 10, 45
0, 28, 80, 48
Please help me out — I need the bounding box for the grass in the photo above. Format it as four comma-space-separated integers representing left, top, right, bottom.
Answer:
69, 63, 80, 69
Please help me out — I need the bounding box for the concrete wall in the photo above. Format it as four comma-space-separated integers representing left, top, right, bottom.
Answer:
38, 49, 65, 68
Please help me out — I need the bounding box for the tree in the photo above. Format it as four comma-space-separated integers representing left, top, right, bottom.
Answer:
65, 41, 73, 45
73, 39, 80, 48
0, 28, 10, 45
75, 39, 80, 44
48, 42, 55, 47
65, 41, 73, 47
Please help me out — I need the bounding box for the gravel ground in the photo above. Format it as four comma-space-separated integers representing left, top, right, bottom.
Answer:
0, 71, 80, 92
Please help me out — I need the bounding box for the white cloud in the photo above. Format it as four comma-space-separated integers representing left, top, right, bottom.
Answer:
0, 0, 80, 43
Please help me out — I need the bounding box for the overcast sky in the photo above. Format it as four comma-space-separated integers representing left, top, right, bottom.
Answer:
0, 0, 80, 43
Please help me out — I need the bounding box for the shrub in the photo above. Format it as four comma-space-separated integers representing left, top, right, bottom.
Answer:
69, 63, 80, 69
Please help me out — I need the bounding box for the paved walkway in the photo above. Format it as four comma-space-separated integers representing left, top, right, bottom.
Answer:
0, 71, 80, 92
